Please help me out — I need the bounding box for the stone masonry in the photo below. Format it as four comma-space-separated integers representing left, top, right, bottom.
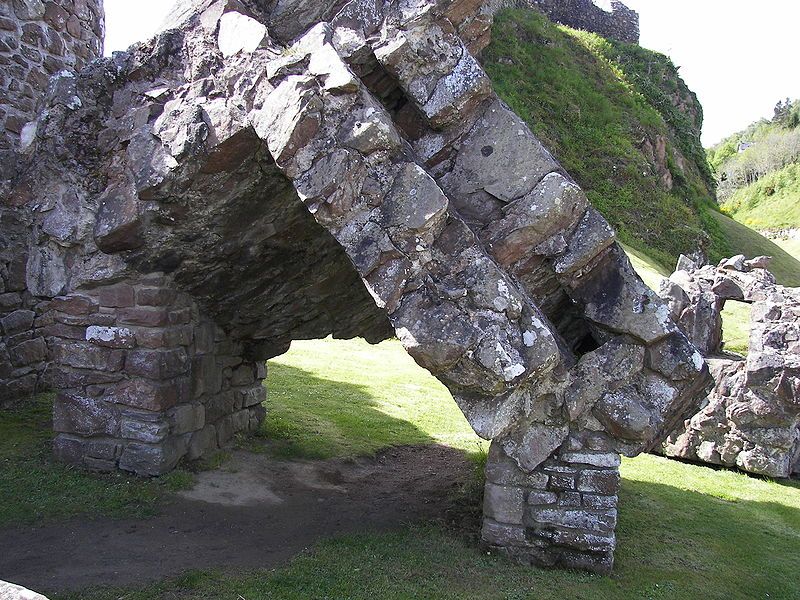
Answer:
0, 0, 104, 406
0, 0, 708, 573
483, 0, 639, 45
659, 255, 800, 478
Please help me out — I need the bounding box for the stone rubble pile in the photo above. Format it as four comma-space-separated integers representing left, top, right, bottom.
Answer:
1, 0, 708, 572
659, 255, 800, 478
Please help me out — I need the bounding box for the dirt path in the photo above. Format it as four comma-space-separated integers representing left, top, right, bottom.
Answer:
0, 445, 472, 594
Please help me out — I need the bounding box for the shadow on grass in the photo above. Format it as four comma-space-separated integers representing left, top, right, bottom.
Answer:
250, 362, 458, 460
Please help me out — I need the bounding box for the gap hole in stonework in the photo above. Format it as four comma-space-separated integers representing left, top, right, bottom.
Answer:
721, 300, 752, 356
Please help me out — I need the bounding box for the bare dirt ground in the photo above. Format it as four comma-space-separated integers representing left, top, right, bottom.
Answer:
0, 445, 473, 594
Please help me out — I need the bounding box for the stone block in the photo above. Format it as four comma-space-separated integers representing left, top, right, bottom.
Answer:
526, 507, 617, 533
231, 364, 255, 386
576, 469, 620, 495
120, 411, 170, 443
105, 377, 188, 412
53, 392, 120, 436
52, 340, 123, 372
483, 483, 525, 525
168, 402, 205, 435
136, 287, 178, 307
187, 424, 217, 460
481, 518, 527, 547
118, 307, 170, 327
86, 325, 136, 349
9, 337, 47, 366
484, 443, 549, 488
119, 436, 189, 476
240, 384, 266, 407
126, 348, 190, 379
50, 294, 97, 315
560, 452, 621, 468
216, 409, 250, 445
0, 308, 34, 335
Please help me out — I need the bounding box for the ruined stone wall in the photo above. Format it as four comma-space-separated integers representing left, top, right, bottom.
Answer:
0, 0, 104, 154
659, 256, 800, 478
491, 0, 639, 44
0, 0, 103, 406
48, 277, 265, 475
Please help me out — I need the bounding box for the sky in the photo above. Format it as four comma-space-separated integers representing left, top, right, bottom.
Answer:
104, 0, 800, 147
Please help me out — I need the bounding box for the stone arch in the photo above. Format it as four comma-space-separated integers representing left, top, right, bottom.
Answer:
1, 0, 710, 573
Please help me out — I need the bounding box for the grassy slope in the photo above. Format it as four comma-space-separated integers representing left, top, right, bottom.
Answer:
483, 9, 726, 270
0, 395, 192, 527
55, 338, 800, 600
722, 162, 800, 231
710, 211, 800, 287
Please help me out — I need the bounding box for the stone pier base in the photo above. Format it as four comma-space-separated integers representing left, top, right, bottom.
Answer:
47, 276, 266, 476
481, 442, 620, 574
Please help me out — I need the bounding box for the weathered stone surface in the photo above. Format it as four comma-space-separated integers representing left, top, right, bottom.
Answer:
659, 257, 800, 478
0, 579, 50, 600
1, 0, 703, 574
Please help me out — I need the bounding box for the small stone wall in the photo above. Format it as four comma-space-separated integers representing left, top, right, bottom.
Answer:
49, 276, 266, 475
483, 441, 620, 573
0, 0, 104, 154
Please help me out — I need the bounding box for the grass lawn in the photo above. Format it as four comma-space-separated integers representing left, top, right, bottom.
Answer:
774, 237, 800, 262
0, 395, 192, 527
52, 337, 800, 600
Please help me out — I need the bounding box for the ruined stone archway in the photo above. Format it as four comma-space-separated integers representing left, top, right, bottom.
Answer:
1, 0, 711, 574
659, 255, 800, 478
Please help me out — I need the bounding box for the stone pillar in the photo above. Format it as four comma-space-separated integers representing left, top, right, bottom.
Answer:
48, 275, 266, 475
482, 440, 620, 574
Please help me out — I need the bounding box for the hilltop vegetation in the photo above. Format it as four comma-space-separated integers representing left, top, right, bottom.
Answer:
483, 9, 800, 286
484, 9, 727, 270
709, 99, 800, 234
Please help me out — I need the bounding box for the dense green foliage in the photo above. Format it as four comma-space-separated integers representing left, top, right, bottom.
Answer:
722, 162, 800, 231
710, 98, 800, 234
54, 338, 800, 600
483, 9, 728, 269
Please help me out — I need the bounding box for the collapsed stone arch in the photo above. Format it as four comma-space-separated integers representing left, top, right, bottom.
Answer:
2, 0, 710, 573
659, 255, 800, 478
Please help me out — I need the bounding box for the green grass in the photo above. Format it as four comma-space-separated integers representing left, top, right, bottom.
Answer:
710, 211, 800, 287
722, 162, 800, 233
52, 339, 800, 600
253, 337, 486, 460
774, 237, 800, 261
0, 395, 193, 527
484, 9, 726, 270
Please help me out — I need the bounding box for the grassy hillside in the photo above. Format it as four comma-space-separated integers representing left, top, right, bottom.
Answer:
710, 211, 800, 287
483, 9, 728, 270
710, 98, 800, 233
721, 162, 800, 232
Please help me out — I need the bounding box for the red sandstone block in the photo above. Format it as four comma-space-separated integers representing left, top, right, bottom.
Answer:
105, 377, 188, 412
126, 348, 190, 380
136, 287, 177, 307
93, 283, 136, 308
118, 307, 170, 327
51, 295, 98, 315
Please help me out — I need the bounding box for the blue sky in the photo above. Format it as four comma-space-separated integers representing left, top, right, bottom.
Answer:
104, 0, 800, 146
